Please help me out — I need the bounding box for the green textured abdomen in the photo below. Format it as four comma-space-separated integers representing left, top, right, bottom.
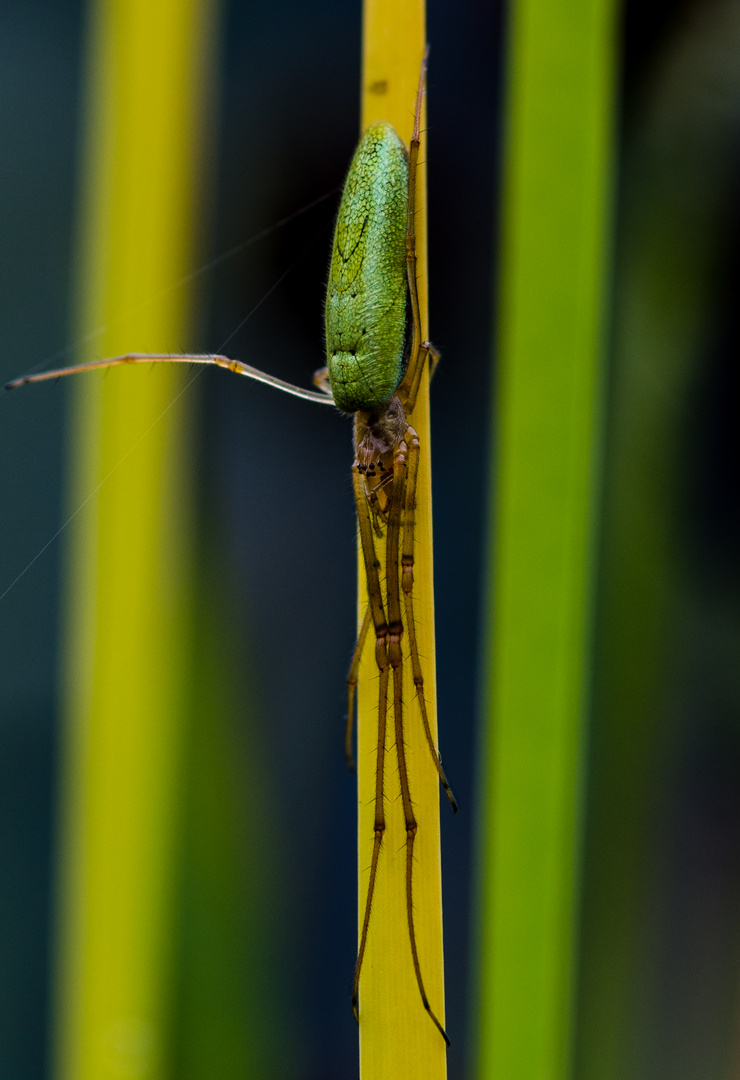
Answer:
325, 121, 408, 414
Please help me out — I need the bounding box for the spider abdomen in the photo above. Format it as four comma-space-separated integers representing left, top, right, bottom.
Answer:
325, 120, 408, 414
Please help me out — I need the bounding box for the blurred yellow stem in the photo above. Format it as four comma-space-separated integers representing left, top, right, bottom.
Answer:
53, 1, 217, 1077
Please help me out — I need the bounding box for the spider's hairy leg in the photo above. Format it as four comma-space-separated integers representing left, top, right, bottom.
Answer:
400, 339, 439, 421
393, 53, 441, 418
6, 352, 334, 404
385, 435, 450, 1046
346, 604, 372, 771
351, 454, 390, 1024
398, 51, 425, 416
367, 489, 387, 537
426, 342, 441, 382
401, 425, 457, 811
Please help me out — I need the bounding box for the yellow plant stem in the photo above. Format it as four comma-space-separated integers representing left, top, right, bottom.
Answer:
53, 1, 216, 1077
357, 2, 447, 1078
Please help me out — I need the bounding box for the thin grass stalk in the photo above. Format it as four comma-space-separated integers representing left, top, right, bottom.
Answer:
173, 558, 280, 1078
53, 1, 217, 1076
475, 0, 617, 1077
357, 1, 447, 1077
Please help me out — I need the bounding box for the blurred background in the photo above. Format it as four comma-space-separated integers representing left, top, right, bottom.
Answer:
0, 0, 738, 1078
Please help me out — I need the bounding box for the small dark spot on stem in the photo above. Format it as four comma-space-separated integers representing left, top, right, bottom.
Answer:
368, 79, 388, 95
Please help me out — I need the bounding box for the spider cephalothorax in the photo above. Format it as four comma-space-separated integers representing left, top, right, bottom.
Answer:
354, 395, 407, 501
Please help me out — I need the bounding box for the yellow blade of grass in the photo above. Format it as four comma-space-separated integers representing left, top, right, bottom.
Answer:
475, 0, 617, 1076
53, 0, 217, 1076
357, 1, 447, 1078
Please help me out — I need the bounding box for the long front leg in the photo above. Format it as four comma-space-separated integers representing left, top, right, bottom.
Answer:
385, 439, 450, 1045
351, 465, 390, 1023
400, 53, 426, 413
396, 51, 438, 417
345, 603, 372, 771
401, 427, 457, 811
6, 352, 333, 404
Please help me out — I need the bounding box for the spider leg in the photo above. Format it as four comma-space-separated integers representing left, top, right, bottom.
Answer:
311, 366, 333, 396
394, 53, 454, 808
385, 437, 450, 1045
345, 603, 372, 771
5, 352, 332, 404
401, 426, 457, 811
395, 54, 439, 416
427, 343, 441, 382
402, 340, 438, 419
357, 464, 392, 537
399, 56, 424, 414
351, 461, 390, 1024
367, 489, 387, 537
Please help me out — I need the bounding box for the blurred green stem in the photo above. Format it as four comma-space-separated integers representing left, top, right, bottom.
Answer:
475, 0, 616, 1076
